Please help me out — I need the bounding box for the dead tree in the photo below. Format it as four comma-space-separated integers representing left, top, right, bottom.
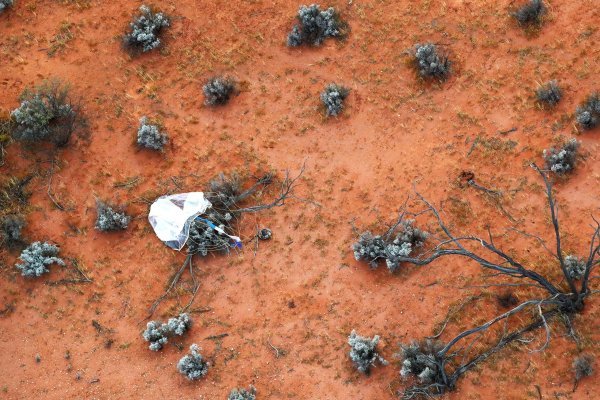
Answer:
393, 164, 599, 398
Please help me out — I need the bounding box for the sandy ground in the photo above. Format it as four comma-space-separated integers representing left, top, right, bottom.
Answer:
0, 0, 599, 399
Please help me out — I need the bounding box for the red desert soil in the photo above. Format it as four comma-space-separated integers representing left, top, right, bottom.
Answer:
0, 0, 599, 399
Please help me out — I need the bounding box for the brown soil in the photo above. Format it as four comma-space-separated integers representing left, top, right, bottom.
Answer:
1, 0, 599, 399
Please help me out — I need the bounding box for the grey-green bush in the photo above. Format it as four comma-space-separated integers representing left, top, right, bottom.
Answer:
321, 84, 349, 117
400, 340, 444, 385
203, 77, 236, 106
348, 330, 387, 374
228, 386, 256, 400
123, 5, 170, 54
187, 213, 234, 256
287, 4, 345, 47
0, 0, 13, 13
11, 80, 79, 147
575, 93, 600, 130
207, 173, 242, 208
142, 321, 169, 351
137, 117, 167, 151
353, 220, 428, 272
543, 139, 579, 175
16, 241, 65, 277
573, 354, 594, 382
166, 313, 192, 336
1, 214, 25, 248
95, 200, 130, 231
177, 344, 209, 380
513, 0, 546, 26
536, 80, 561, 107
565, 255, 586, 280
413, 43, 451, 80
142, 313, 192, 351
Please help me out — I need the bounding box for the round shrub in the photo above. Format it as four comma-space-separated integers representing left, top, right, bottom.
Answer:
413, 43, 451, 81
177, 344, 209, 380
142, 321, 169, 351
287, 4, 346, 47
0, 0, 14, 13
123, 5, 170, 54
95, 200, 131, 232
543, 139, 579, 175
228, 386, 256, 400
348, 330, 387, 374
11, 80, 80, 147
353, 220, 428, 272
575, 93, 600, 130
203, 77, 236, 106
137, 117, 167, 151
0, 214, 25, 248
16, 241, 65, 277
320, 84, 349, 117
513, 0, 546, 27
536, 80, 561, 107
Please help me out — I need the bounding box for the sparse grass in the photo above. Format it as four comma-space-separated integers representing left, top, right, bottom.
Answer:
0, 112, 13, 166
54, 0, 91, 9
0, 176, 32, 217
48, 22, 75, 57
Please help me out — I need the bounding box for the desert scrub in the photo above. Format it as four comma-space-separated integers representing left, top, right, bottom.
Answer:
348, 330, 387, 374
0, 112, 13, 165
0, 0, 13, 13
287, 4, 347, 47
95, 200, 130, 231
512, 0, 546, 27
565, 255, 586, 280
11, 80, 82, 147
536, 80, 561, 107
137, 117, 167, 151
400, 340, 445, 389
177, 344, 209, 380
573, 354, 594, 382
543, 139, 579, 175
166, 313, 192, 335
575, 93, 600, 130
123, 5, 170, 54
142, 313, 192, 351
186, 173, 244, 256
16, 241, 65, 277
203, 77, 236, 106
142, 321, 168, 351
320, 84, 349, 117
0, 176, 31, 214
412, 43, 451, 81
0, 214, 25, 248
228, 386, 256, 400
353, 219, 428, 271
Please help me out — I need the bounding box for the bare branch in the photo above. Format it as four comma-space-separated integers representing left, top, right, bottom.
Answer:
530, 163, 578, 295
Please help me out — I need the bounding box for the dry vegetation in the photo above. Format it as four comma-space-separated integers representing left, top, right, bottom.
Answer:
0, 0, 599, 399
